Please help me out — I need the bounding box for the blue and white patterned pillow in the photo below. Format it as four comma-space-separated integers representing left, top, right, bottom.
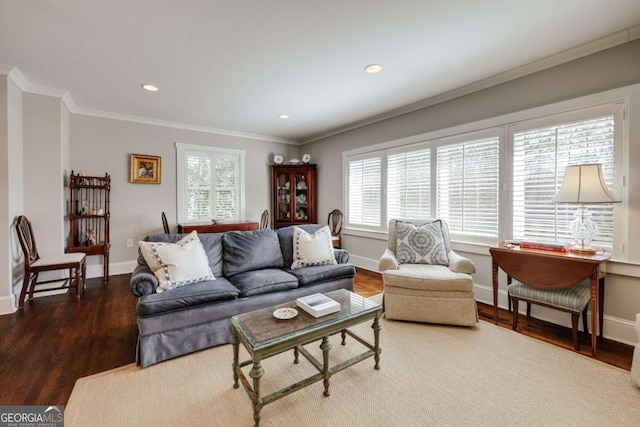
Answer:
395, 220, 449, 266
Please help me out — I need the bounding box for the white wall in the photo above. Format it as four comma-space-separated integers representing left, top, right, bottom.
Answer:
0, 74, 23, 313
305, 39, 640, 345
69, 115, 298, 275
23, 94, 67, 257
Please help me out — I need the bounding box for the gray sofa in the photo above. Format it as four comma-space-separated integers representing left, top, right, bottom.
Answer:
129, 224, 355, 368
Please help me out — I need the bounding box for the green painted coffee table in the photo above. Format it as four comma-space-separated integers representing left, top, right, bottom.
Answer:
231, 289, 382, 427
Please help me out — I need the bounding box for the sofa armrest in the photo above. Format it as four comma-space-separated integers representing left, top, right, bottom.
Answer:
130, 264, 159, 297
378, 248, 399, 272
448, 250, 476, 274
334, 249, 349, 264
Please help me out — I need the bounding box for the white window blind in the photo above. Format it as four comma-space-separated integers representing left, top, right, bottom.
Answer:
387, 149, 430, 219
437, 136, 500, 236
512, 115, 615, 246
176, 143, 245, 223
348, 156, 381, 227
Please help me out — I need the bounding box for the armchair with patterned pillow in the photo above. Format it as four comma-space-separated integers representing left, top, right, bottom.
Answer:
378, 218, 478, 327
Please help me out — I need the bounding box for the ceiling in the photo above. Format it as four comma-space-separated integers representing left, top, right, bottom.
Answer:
1, 1, 640, 144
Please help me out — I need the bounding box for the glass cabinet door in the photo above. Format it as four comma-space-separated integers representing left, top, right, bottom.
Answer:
277, 172, 291, 220
294, 173, 309, 221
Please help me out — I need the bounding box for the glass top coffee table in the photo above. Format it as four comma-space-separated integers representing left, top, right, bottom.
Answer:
231, 289, 382, 427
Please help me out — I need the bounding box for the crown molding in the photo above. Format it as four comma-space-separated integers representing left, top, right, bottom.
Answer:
69, 105, 298, 144
301, 24, 640, 144
0, 63, 297, 145
0, 65, 28, 91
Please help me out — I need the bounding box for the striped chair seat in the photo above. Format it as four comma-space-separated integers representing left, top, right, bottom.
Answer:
508, 281, 590, 313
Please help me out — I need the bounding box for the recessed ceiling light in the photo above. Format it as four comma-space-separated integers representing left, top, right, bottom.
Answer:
141, 84, 159, 92
365, 64, 383, 74
278, 114, 290, 119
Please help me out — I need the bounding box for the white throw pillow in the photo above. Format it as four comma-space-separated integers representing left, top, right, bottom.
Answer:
291, 226, 337, 269
139, 231, 215, 292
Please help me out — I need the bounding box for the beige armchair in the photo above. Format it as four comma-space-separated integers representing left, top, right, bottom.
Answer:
379, 218, 478, 326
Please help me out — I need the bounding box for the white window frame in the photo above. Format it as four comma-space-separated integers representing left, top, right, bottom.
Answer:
506, 103, 624, 251
175, 142, 246, 224
342, 85, 631, 259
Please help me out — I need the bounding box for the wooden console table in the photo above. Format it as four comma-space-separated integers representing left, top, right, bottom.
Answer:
177, 220, 259, 233
489, 241, 609, 356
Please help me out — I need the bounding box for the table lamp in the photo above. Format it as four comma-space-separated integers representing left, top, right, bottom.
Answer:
550, 163, 619, 253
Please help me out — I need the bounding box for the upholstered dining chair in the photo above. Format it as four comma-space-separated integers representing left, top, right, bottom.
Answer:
260, 209, 270, 229
161, 212, 170, 234
378, 218, 478, 326
327, 209, 343, 248
15, 215, 87, 309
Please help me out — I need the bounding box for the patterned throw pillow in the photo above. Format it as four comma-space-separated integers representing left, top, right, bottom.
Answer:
291, 226, 337, 269
139, 230, 215, 292
395, 220, 449, 266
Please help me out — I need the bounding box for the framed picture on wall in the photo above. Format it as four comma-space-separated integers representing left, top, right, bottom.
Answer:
130, 153, 161, 184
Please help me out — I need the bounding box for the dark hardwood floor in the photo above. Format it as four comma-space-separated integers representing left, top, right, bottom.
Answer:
0, 268, 633, 406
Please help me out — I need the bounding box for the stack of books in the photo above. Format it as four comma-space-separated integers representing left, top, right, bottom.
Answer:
296, 293, 341, 318
519, 240, 572, 252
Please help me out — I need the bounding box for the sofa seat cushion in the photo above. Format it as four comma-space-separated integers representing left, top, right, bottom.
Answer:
137, 277, 239, 317
285, 264, 356, 288
223, 229, 284, 276
227, 268, 298, 297
382, 264, 473, 292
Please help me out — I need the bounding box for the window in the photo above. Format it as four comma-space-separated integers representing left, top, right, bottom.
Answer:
437, 136, 500, 237
347, 155, 381, 228
344, 98, 624, 252
511, 110, 618, 247
387, 149, 431, 220
176, 143, 245, 223
344, 130, 501, 242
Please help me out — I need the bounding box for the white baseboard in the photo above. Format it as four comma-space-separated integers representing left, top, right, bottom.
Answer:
85, 260, 137, 279
0, 294, 17, 315
350, 255, 638, 346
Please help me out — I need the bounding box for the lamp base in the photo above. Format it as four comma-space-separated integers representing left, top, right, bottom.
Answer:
568, 243, 597, 254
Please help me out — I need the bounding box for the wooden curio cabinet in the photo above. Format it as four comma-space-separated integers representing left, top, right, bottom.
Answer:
68, 171, 111, 285
272, 164, 317, 229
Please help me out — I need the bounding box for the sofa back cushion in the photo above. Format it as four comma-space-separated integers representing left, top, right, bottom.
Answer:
222, 229, 284, 276
277, 224, 324, 268
138, 232, 224, 277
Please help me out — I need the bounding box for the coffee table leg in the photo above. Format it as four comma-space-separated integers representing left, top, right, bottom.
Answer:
341, 330, 346, 345
293, 347, 299, 364
231, 330, 239, 388
250, 359, 264, 427
372, 316, 381, 370
320, 336, 332, 397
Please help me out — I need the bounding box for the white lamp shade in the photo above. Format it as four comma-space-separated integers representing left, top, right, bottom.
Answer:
551, 163, 619, 204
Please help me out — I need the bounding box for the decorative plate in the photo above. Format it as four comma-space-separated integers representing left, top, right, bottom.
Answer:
273, 154, 284, 165
273, 307, 298, 320
302, 153, 311, 164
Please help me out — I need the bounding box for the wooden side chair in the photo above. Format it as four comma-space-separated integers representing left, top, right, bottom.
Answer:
161, 212, 170, 233
260, 209, 269, 229
327, 209, 343, 248
15, 215, 87, 309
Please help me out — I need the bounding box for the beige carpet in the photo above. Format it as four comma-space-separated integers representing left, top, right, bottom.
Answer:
66, 319, 640, 427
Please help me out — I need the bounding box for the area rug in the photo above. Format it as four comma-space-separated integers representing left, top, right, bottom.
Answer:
66, 318, 640, 427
